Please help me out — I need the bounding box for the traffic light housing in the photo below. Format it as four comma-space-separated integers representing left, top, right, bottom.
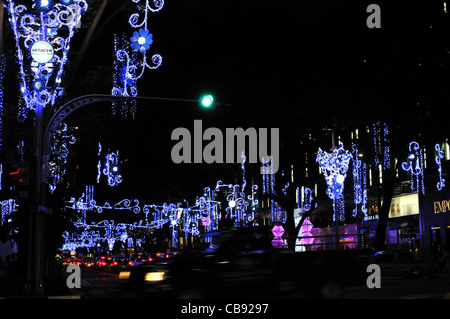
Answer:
4, 162, 30, 186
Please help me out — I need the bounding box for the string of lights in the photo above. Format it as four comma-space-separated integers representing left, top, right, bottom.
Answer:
6, 0, 88, 112
111, 0, 163, 113
435, 143, 445, 191
352, 145, 368, 217
401, 141, 425, 195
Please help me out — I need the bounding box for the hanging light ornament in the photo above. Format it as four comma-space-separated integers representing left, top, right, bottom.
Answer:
401, 141, 425, 195
6, 0, 88, 113
351, 145, 368, 217
112, 0, 163, 111
316, 142, 353, 221
435, 143, 445, 191
102, 150, 122, 187
296, 186, 314, 212
112, 33, 138, 119
373, 122, 390, 171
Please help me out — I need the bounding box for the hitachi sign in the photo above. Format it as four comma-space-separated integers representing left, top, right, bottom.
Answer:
433, 200, 450, 214
30, 41, 54, 63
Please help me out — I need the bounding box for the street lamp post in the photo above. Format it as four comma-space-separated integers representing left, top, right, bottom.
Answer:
6, 0, 88, 293
316, 142, 353, 249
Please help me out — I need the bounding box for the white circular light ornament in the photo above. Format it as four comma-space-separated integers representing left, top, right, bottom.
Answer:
31, 41, 54, 64
228, 200, 236, 208
335, 174, 345, 184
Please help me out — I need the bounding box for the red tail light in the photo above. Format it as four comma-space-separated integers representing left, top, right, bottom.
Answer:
148, 258, 153, 262
128, 261, 133, 265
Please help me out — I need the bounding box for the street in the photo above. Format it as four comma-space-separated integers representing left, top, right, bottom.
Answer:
344, 275, 450, 299
73, 268, 450, 300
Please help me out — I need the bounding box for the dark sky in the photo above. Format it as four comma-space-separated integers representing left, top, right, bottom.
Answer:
51, 0, 450, 203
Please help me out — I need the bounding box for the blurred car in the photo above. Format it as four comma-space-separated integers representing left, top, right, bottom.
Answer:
128, 256, 151, 266
113, 257, 132, 271
371, 250, 438, 278
119, 227, 370, 299
95, 256, 115, 270
82, 258, 95, 268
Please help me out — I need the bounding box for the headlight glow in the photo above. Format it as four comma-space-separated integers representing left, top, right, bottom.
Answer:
119, 271, 130, 279
144, 271, 165, 282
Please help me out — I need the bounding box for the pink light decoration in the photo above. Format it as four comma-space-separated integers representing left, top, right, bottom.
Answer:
272, 225, 285, 248
272, 225, 285, 237
299, 219, 314, 245
300, 219, 313, 233
202, 217, 211, 226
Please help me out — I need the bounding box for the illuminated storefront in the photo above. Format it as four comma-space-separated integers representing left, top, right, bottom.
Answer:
422, 189, 450, 259
386, 193, 420, 251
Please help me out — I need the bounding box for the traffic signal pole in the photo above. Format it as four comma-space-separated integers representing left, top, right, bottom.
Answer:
32, 93, 214, 294
26, 100, 46, 295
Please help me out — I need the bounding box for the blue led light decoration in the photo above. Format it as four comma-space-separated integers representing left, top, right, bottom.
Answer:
6, 0, 88, 112
351, 145, 368, 217
102, 150, 122, 187
112, 0, 163, 109
0, 54, 5, 153
402, 141, 425, 195
48, 122, 76, 193
435, 143, 445, 191
373, 122, 390, 170
296, 186, 314, 212
0, 199, 18, 227
261, 156, 285, 223
217, 152, 259, 226
316, 142, 353, 221
112, 34, 138, 119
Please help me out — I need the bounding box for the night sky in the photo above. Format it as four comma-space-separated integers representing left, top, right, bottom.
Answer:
13, 0, 450, 204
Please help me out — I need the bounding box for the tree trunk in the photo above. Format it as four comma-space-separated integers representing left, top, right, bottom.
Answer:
374, 170, 396, 252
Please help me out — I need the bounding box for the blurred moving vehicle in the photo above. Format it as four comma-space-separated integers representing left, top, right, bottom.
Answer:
370, 250, 438, 278
113, 257, 132, 271
82, 258, 95, 268
119, 226, 371, 299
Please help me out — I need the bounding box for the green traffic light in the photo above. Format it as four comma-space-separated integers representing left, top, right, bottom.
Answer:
200, 94, 214, 108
